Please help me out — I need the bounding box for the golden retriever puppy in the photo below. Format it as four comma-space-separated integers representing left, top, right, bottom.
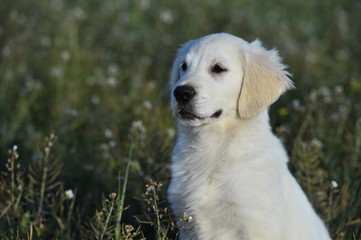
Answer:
168, 33, 331, 240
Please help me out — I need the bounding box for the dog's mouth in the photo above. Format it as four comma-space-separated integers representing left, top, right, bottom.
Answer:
178, 109, 223, 120
179, 109, 201, 120
211, 110, 223, 118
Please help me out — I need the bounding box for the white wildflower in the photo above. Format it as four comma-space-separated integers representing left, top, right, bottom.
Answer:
292, 99, 300, 109
107, 63, 120, 76
65, 189, 74, 199
143, 100, 153, 110
132, 120, 144, 128
109, 140, 116, 148
159, 10, 174, 24
309, 90, 318, 102
13, 145, 18, 151
106, 77, 117, 87
64, 108, 78, 116
84, 164, 94, 171
102, 151, 111, 159
278, 125, 291, 134
140, 0, 150, 10
310, 138, 323, 148
292, 99, 305, 112
91, 95, 100, 104
324, 96, 332, 104
125, 224, 134, 234
50, 66, 64, 78
180, 212, 192, 222
61, 50, 70, 61
319, 87, 331, 103
25, 78, 42, 91
104, 128, 113, 138
338, 105, 348, 115
334, 85, 343, 94
109, 192, 117, 199
166, 128, 176, 138
331, 180, 338, 189
131, 120, 147, 139
72, 6, 86, 20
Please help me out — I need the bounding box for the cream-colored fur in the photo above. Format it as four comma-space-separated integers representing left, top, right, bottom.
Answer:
168, 33, 331, 240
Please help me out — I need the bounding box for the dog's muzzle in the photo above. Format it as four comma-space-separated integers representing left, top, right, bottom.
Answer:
173, 85, 223, 121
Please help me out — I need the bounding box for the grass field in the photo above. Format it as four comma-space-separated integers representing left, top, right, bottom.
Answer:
0, 0, 360, 239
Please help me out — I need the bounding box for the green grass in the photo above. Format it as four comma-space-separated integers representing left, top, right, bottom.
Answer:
0, 0, 360, 239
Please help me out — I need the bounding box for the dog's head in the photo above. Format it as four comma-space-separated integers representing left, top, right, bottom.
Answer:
170, 33, 294, 126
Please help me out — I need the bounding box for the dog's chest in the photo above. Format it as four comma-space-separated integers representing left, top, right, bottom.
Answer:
169, 139, 230, 213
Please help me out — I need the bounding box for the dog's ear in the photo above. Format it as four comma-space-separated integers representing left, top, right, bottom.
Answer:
238, 40, 294, 119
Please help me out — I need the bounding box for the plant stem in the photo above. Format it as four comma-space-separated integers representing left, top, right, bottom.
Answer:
115, 147, 132, 240
36, 146, 50, 224
100, 198, 115, 240
152, 184, 163, 240
10, 153, 15, 204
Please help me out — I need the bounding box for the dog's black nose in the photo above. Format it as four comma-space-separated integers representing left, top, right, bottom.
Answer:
173, 85, 196, 104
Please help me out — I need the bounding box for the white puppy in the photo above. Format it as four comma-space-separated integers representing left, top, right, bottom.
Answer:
168, 33, 331, 240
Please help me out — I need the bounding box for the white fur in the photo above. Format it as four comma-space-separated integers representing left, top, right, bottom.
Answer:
168, 33, 331, 240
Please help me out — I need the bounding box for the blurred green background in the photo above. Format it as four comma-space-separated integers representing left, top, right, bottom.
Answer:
0, 0, 360, 239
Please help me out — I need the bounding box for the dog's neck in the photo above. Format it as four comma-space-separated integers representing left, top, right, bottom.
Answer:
173, 109, 275, 175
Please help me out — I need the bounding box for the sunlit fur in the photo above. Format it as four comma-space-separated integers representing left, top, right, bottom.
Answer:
168, 33, 331, 240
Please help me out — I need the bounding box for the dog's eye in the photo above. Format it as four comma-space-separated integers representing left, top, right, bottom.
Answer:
181, 62, 188, 71
211, 64, 227, 74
